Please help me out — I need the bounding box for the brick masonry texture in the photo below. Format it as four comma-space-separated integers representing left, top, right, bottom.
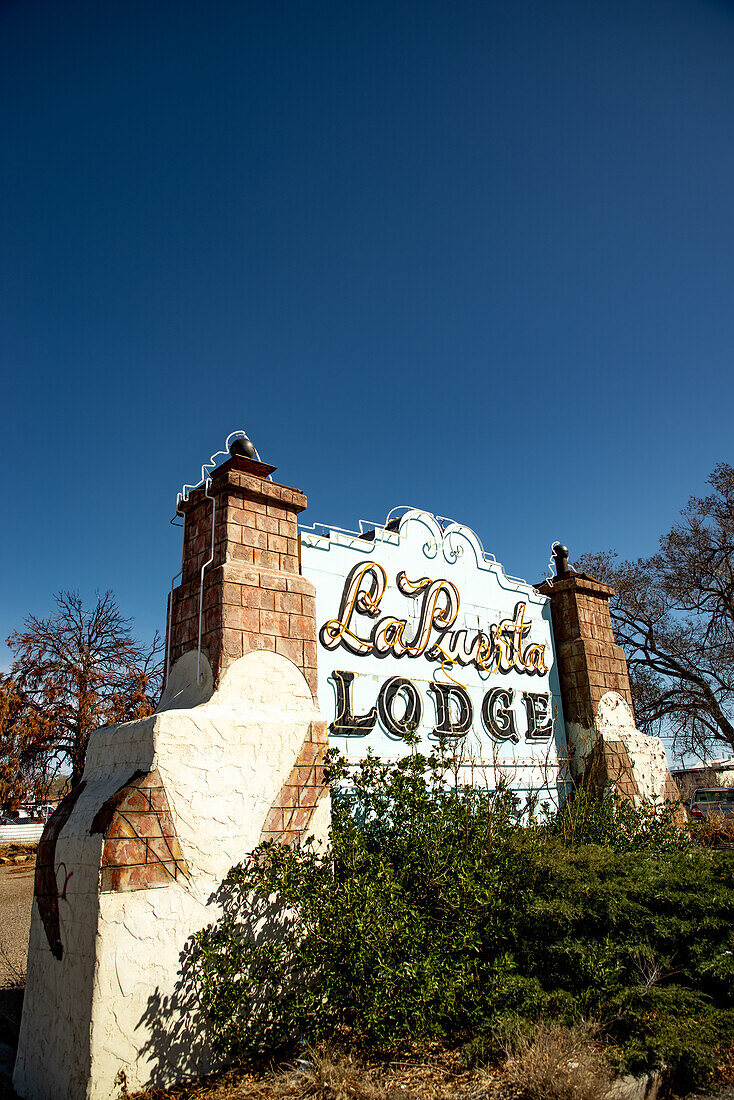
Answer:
91, 769, 189, 892
166, 455, 319, 696
259, 719, 328, 845
165, 452, 328, 847
536, 574, 635, 728
583, 737, 641, 804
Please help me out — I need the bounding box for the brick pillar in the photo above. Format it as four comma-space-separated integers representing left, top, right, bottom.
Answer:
536, 574, 634, 724
166, 454, 318, 699
536, 572, 635, 783
537, 569, 682, 808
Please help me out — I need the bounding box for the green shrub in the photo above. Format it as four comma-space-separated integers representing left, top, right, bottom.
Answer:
191, 747, 734, 1088
548, 783, 688, 852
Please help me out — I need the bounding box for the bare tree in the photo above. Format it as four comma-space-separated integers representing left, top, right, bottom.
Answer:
577, 463, 734, 762
4, 591, 162, 793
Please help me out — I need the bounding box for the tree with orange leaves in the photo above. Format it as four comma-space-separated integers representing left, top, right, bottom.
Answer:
0, 675, 56, 810
3, 591, 162, 803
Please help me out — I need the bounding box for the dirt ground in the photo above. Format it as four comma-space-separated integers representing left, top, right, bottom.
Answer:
0, 861, 34, 990
0, 852, 34, 1079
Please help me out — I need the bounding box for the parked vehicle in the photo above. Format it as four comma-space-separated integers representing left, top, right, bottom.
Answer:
687, 787, 734, 820
26, 803, 55, 821
1, 805, 51, 825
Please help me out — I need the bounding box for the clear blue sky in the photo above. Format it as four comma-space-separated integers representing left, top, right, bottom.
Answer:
2, 0, 734, 665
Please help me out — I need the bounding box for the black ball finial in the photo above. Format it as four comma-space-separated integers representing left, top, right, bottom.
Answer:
229, 435, 257, 460
552, 543, 570, 577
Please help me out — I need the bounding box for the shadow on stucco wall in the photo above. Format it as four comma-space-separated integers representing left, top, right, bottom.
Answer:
136, 870, 293, 1089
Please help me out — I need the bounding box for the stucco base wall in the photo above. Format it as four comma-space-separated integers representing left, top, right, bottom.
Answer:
14, 650, 330, 1100
566, 692, 677, 807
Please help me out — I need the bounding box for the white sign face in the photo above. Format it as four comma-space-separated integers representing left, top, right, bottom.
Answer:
300, 509, 567, 804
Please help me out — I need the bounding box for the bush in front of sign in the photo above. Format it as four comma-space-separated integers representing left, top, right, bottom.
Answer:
547, 783, 688, 853
191, 749, 734, 1091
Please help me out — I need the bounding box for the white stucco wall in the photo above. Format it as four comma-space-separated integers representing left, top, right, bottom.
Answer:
14, 650, 329, 1100
595, 692, 671, 805
565, 692, 675, 806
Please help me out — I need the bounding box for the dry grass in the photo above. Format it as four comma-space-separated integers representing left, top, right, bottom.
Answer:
255, 1051, 407, 1100
123, 1030, 620, 1100
126, 1046, 502, 1100
692, 815, 734, 850
499, 1021, 613, 1100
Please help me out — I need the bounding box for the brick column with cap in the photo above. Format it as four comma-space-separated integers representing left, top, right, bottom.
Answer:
537, 547, 682, 806
536, 546, 635, 785
536, 576, 634, 727
166, 452, 318, 699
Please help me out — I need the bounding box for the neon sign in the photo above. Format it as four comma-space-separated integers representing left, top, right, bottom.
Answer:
321, 562, 548, 675
300, 508, 566, 799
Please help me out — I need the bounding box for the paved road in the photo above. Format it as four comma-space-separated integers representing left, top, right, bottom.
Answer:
0, 864, 34, 990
